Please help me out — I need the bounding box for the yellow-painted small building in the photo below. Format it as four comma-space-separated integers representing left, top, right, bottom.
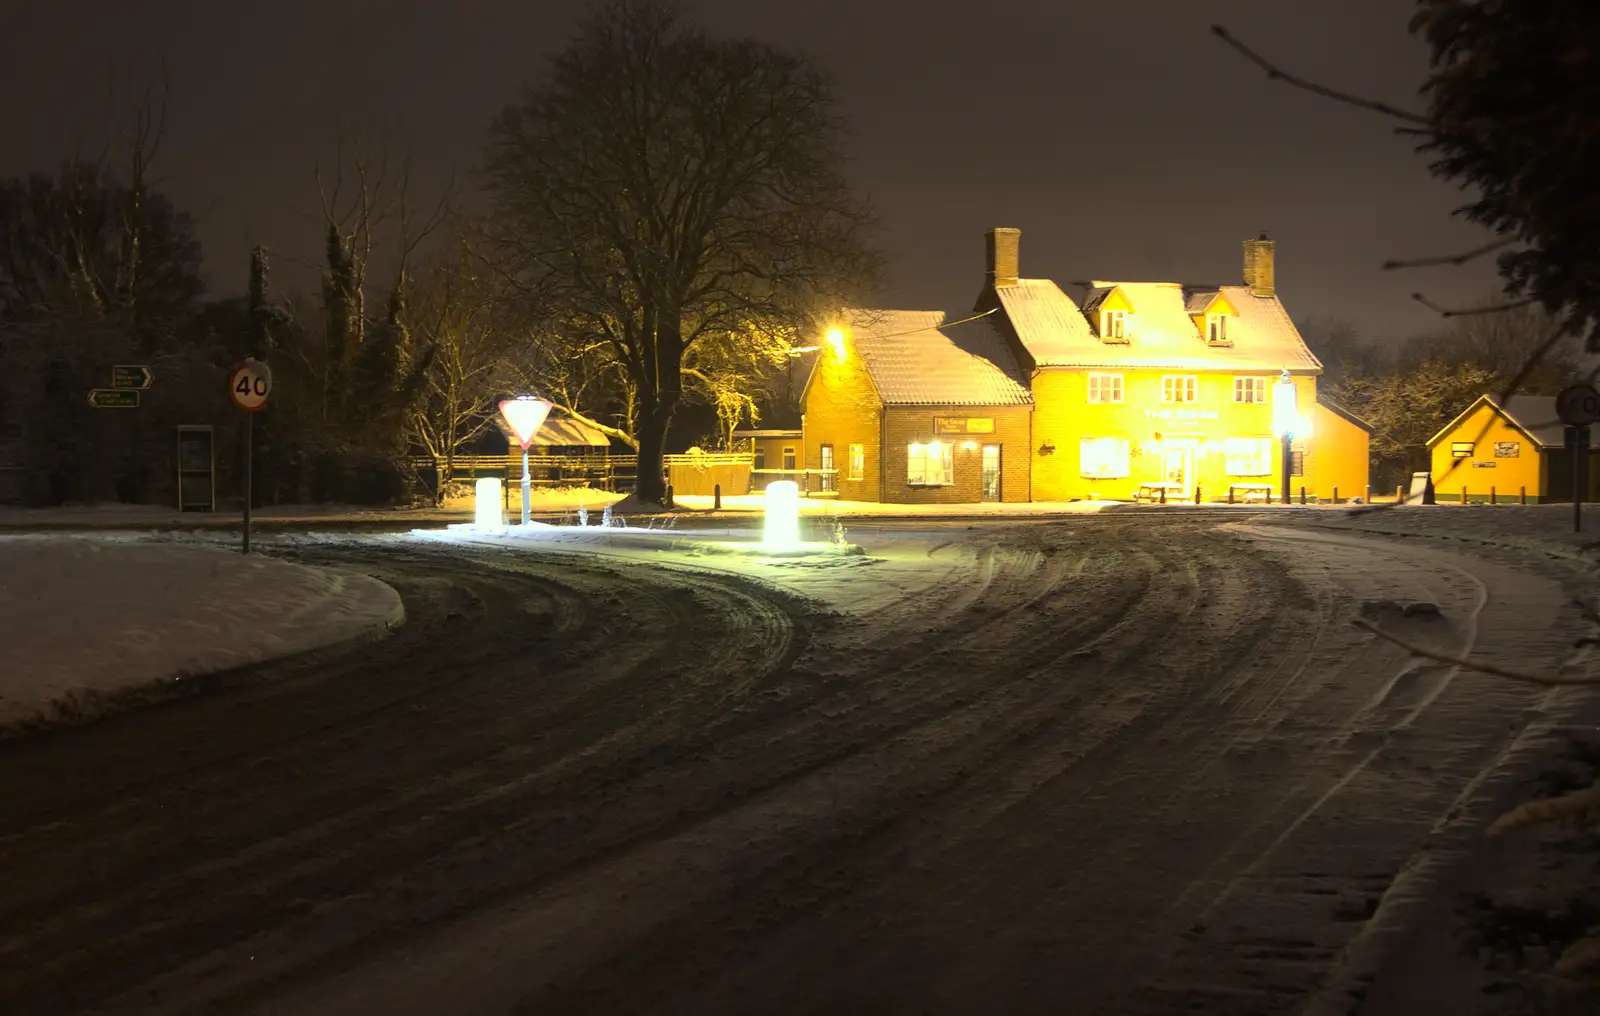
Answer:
800, 228, 1371, 504
1426, 394, 1599, 503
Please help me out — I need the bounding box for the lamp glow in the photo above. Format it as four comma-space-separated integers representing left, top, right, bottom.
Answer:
1271, 371, 1300, 438
826, 328, 848, 364
763, 480, 801, 551
474, 477, 503, 529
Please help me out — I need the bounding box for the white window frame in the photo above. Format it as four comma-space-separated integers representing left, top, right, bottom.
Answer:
907, 440, 953, 486
1161, 375, 1197, 404
848, 442, 864, 480
1087, 373, 1124, 404
1207, 313, 1229, 343
1079, 437, 1130, 479
1100, 309, 1127, 340
1223, 437, 1274, 476
1233, 376, 1266, 404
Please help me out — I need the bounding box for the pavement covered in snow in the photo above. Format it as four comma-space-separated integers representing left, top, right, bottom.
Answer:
0, 535, 403, 732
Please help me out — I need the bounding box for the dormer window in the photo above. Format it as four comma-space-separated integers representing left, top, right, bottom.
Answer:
1206, 313, 1230, 345
1100, 309, 1127, 341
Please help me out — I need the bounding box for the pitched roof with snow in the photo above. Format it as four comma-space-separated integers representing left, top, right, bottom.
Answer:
1427, 394, 1566, 449
845, 309, 1033, 406
493, 412, 610, 448
994, 279, 1322, 372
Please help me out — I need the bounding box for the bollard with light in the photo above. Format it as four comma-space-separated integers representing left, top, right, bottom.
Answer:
763, 480, 801, 551
498, 396, 553, 526
1271, 369, 1312, 505
474, 477, 504, 529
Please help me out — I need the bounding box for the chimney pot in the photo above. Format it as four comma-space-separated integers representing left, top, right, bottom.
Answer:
986, 228, 1021, 288
1242, 234, 1276, 297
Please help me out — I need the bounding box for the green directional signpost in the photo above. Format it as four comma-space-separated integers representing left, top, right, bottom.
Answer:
88, 389, 140, 408
111, 364, 154, 389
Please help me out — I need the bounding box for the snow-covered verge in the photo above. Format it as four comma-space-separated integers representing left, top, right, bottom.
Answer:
1267, 506, 1600, 1015
0, 536, 403, 735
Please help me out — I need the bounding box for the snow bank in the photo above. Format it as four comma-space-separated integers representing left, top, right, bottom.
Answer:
0, 536, 403, 732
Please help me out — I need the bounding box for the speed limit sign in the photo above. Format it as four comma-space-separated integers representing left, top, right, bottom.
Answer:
1556, 383, 1600, 427
229, 359, 272, 412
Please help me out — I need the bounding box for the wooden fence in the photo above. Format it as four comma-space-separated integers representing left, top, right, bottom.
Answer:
410, 454, 637, 494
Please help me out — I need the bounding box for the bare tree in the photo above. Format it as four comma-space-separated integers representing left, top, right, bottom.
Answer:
482, 0, 879, 502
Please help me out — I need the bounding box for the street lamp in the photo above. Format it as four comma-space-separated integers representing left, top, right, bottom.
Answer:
499, 396, 553, 526
1271, 369, 1312, 504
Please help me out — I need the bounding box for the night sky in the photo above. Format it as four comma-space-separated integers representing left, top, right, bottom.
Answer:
2, 0, 1502, 345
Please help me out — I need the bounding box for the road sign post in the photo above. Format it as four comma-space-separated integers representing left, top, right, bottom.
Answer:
498, 396, 553, 526
229, 360, 272, 554
1566, 425, 1591, 533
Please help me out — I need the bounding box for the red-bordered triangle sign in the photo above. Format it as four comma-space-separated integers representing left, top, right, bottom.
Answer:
499, 397, 553, 450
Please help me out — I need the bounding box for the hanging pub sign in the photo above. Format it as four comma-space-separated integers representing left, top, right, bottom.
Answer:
934, 417, 995, 435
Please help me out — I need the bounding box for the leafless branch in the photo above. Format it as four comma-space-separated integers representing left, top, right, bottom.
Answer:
1210, 25, 1433, 126
1411, 292, 1539, 318
1382, 237, 1517, 271
1351, 617, 1600, 686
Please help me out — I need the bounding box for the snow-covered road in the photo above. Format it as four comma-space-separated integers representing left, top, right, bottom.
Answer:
0, 513, 1593, 1015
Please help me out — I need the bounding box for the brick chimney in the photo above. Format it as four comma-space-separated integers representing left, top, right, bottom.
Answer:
1242, 233, 1275, 297
986, 228, 1021, 288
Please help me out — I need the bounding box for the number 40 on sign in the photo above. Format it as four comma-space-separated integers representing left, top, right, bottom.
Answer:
229, 359, 272, 412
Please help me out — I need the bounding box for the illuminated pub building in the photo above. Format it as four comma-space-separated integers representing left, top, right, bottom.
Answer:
797, 228, 1370, 503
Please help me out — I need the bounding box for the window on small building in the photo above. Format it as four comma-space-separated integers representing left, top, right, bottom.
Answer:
1206, 314, 1229, 343
1079, 437, 1130, 479
1451, 441, 1473, 459
1087, 373, 1124, 403
1233, 377, 1266, 404
1161, 375, 1197, 403
782, 446, 797, 470
907, 441, 953, 485
754, 446, 766, 470
1223, 437, 1273, 476
848, 443, 864, 480
1290, 449, 1305, 477
1100, 309, 1127, 340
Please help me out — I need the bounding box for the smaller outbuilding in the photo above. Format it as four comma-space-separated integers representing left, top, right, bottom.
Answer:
1426, 394, 1600, 503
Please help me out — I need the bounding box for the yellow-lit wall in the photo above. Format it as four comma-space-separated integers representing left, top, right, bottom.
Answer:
1030, 368, 1320, 501
1310, 403, 1370, 501
1428, 402, 1546, 501
802, 344, 883, 501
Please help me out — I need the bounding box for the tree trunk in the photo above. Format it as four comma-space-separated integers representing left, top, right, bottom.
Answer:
634, 400, 673, 503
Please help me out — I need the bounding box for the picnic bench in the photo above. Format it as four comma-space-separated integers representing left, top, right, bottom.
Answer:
1227, 483, 1274, 504
1133, 482, 1186, 503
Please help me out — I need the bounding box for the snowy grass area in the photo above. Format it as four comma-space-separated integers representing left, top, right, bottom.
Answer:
0, 535, 403, 733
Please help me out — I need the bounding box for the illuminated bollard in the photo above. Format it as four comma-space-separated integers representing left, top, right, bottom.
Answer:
764, 480, 801, 551
475, 477, 504, 529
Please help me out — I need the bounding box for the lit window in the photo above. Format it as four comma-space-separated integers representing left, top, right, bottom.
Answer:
1087, 373, 1124, 404
1161, 375, 1197, 403
1223, 437, 1273, 476
1233, 377, 1266, 404
1079, 437, 1130, 479
907, 440, 953, 485
782, 446, 797, 471
1100, 309, 1127, 340
1451, 441, 1473, 459
1207, 314, 1229, 343
848, 443, 864, 480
